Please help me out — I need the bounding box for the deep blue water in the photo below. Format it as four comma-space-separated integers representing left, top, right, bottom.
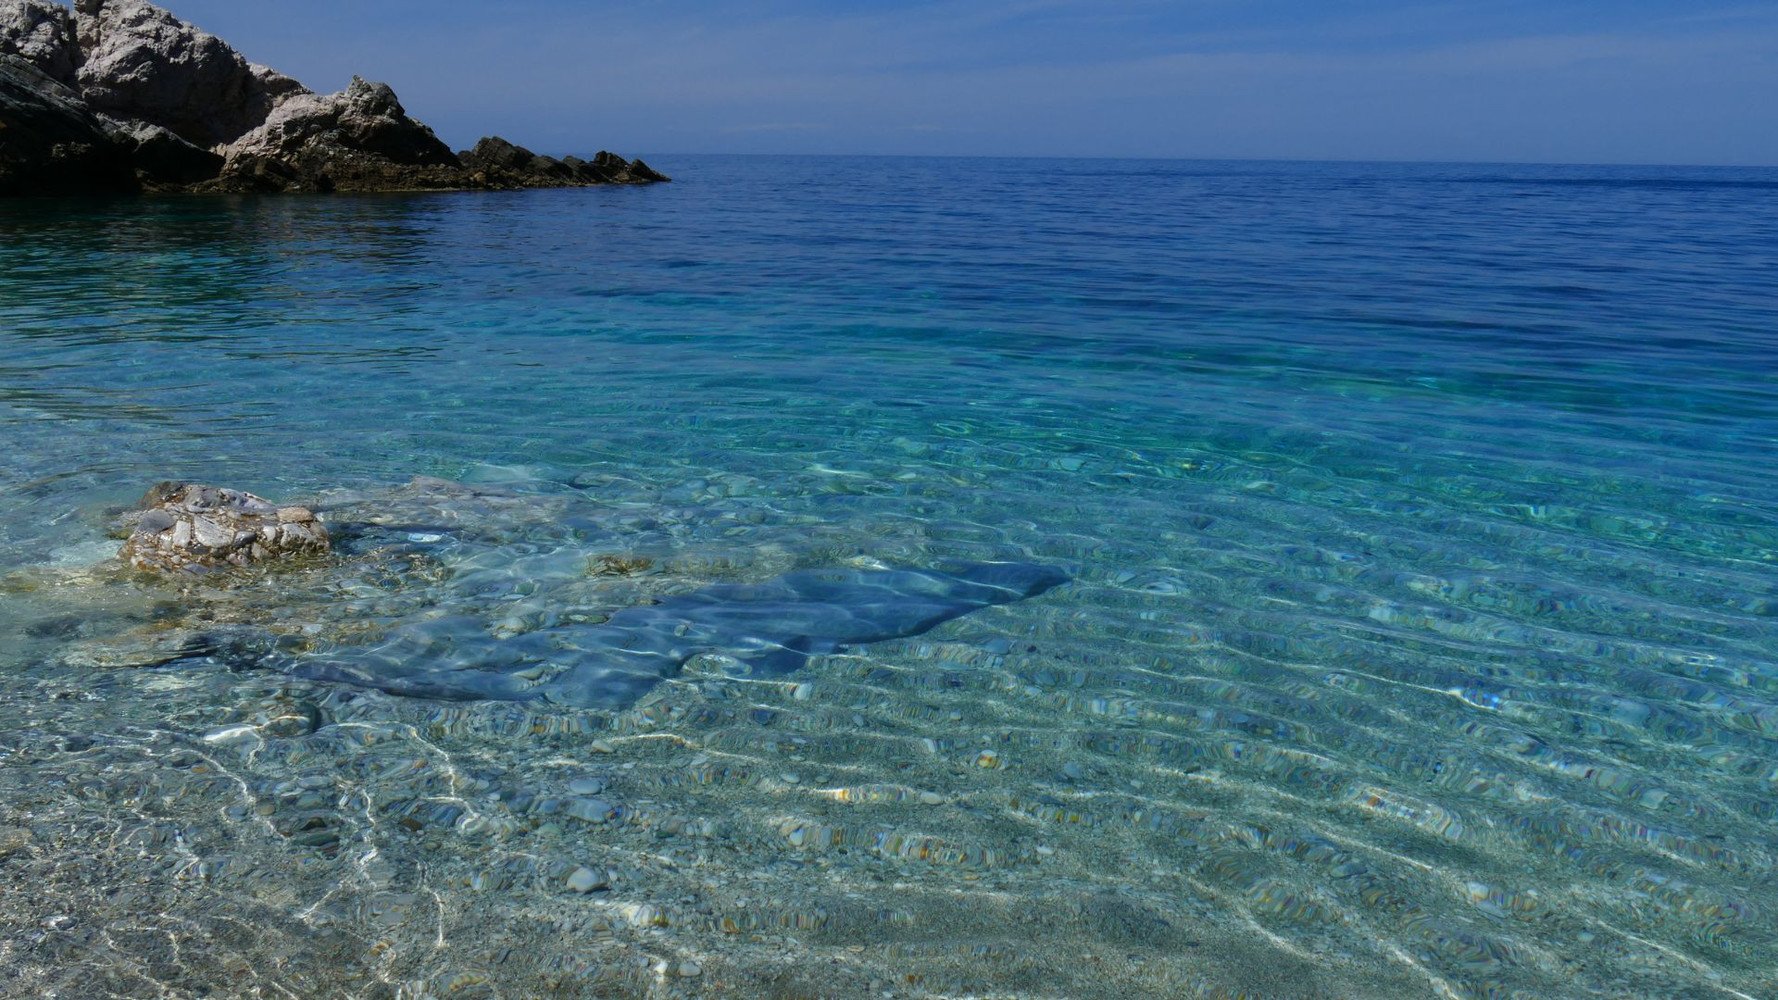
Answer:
1, 157, 1776, 998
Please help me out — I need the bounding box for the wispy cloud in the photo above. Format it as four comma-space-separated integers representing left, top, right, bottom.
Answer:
719, 122, 831, 134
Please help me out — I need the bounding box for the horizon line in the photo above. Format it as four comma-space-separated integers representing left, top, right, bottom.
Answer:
607, 152, 1778, 171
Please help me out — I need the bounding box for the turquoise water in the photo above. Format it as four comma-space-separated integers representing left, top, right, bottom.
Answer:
1, 157, 1776, 998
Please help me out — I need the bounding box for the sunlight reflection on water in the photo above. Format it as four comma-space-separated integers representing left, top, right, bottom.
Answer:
1, 157, 1775, 998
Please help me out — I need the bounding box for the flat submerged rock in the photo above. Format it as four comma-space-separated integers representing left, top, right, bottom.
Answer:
58, 476, 1068, 710
291, 560, 1069, 708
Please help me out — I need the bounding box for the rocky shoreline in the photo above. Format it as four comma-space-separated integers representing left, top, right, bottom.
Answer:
0, 0, 667, 196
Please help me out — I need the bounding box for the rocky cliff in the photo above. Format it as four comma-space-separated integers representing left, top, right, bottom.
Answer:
0, 0, 667, 195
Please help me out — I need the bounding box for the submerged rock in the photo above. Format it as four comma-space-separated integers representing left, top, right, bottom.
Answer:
292, 561, 1070, 708
564, 866, 607, 893
0, 0, 668, 195
117, 482, 330, 574
55, 476, 1066, 711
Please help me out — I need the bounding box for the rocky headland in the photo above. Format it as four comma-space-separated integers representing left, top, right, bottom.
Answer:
0, 0, 667, 195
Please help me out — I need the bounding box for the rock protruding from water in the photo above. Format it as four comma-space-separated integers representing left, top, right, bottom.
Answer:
0, 54, 137, 194
215, 75, 460, 193
98, 113, 221, 182
0, 0, 668, 195
459, 138, 670, 189
72, 0, 301, 147
118, 483, 329, 575
0, 0, 76, 83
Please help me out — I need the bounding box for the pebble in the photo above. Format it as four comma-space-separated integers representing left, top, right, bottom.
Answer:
565, 866, 606, 893
0, 827, 30, 857
677, 961, 702, 978
564, 798, 614, 823
567, 777, 606, 795
203, 725, 260, 744
137, 510, 177, 533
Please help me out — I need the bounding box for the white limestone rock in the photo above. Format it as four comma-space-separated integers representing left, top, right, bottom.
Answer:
0, 0, 79, 84
73, 0, 308, 147
217, 75, 460, 191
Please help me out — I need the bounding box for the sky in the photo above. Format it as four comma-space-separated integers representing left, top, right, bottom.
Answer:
157, 1, 1778, 165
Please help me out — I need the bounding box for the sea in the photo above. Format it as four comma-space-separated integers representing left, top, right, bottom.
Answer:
1, 156, 1775, 999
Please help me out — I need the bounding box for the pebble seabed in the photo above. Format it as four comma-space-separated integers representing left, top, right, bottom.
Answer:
1, 472, 1773, 1000
0, 646, 1527, 1000
3, 160, 1777, 999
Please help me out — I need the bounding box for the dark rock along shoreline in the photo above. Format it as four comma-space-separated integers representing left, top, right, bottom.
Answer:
0, 0, 667, 195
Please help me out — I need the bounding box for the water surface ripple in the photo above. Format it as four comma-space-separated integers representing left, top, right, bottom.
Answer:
1, 157, 1776, 999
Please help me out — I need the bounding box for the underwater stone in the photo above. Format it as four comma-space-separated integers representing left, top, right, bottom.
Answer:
289, 561, 1069, 708
0, 826, 30, 857
563, 798, 615, 823
118, 481, 329, 574
565, 866, 606, 893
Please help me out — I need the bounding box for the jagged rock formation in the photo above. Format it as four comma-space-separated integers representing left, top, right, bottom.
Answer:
460, 138, 669, 187
0, 0, 666, 195
73, 0, 298, 147
0, 0, 75, 83
210, 75, 459, 193
0, 55, 136, 194
100, 112, 220, 183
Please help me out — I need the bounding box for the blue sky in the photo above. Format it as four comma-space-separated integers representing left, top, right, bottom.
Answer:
163, 1, 1777, 164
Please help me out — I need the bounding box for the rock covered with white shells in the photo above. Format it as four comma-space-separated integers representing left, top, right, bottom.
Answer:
117, 481, 329, 574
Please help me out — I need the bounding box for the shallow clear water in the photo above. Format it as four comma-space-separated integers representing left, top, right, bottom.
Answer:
2, 157, 1776, 999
